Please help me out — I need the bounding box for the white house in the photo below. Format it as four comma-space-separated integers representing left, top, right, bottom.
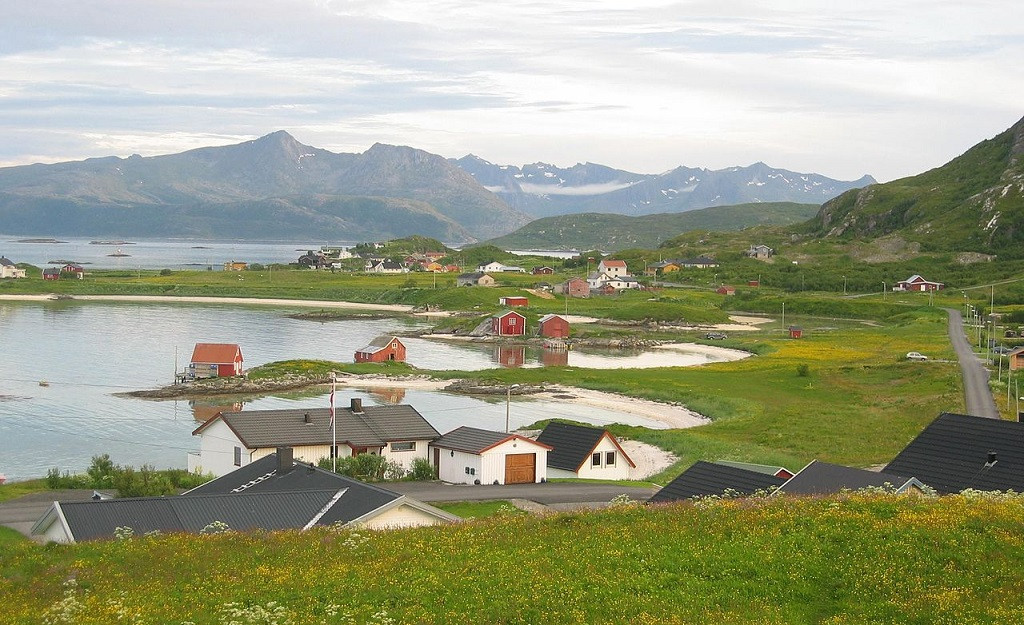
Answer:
0, 257, 26, 279
477, 261, 526, 273
189, 398, 439, 477
597, 259, 628, 278
536, 422, 636, 480
430, 426, 552, 485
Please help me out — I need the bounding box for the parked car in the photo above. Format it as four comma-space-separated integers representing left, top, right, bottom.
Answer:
993, 346, 1012, 354
706, 332, 728, 340
906, 351, 928, 361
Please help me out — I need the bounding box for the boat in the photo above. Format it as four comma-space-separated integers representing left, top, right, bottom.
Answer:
107, 248, 131, 257
38, 380, 50, 387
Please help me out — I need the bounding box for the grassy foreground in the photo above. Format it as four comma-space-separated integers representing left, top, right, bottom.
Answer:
3, 494, 1023, 624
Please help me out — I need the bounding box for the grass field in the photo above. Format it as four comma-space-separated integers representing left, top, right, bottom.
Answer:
2, 494, 1022, 624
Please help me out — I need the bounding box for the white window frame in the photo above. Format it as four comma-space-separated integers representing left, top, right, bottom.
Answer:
390, 441, 416, 452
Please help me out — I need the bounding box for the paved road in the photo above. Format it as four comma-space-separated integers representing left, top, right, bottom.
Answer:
945, 308, 999, 418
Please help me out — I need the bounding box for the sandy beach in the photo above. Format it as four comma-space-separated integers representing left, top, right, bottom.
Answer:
0, 293, 414, 312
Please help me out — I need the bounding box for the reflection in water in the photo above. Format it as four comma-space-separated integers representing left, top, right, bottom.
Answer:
493, 345, 526, 368
366, 387, 406, 404
541, 348, 569, 367
190, 401, 244, 422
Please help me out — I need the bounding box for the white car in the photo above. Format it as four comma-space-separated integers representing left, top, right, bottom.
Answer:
906, 351, 928, 361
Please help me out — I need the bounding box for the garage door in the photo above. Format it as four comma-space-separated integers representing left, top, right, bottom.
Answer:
504, 453, 536, 484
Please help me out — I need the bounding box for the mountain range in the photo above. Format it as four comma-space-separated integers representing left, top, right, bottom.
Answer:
0, 131, 876, 243
0, 131, 525, 243
453, 155, 875, 218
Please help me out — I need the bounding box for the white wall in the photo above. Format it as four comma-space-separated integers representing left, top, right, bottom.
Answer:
381, 440, 431, 470
196, 420, 248, 477
480, 439, 548, 485
435, 448, 483, 484
575, 435, 630, 480
252, 444, 336, 467
359, 503, 449, 529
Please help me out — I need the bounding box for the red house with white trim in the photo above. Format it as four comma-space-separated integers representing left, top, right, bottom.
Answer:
538, 314, 570, 338
895, 275, 944, 292
492, 310, 526, 336
355, 336, 407, 363
189, 343, 244, 378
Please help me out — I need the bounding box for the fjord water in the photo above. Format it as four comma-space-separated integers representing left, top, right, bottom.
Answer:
0, 300, 726, 482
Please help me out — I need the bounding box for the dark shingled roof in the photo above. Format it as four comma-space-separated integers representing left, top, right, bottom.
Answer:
649, 461, 786, 503
884, 412, 1024, 494
536, 422, 634, 471
776, 460, 916, 495
193, 404, 439, 449
185, 453, 409, 525
431, 426, 534, 455
52, 490, 339, 542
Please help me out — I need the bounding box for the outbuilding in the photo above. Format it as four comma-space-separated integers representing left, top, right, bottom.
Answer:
355, 336, 406, 363
189, 343, 244, 378
537, 314, 570, 338
430, 426, 552, 485
492, 310, 527, 336
499, 296, 529, 307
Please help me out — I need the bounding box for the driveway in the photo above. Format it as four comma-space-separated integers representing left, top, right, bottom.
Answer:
946, 308, 999, 418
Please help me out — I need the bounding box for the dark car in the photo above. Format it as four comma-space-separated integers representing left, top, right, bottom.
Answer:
705, 332, 728, 340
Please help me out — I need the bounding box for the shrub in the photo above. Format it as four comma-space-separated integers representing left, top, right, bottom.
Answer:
113, 465, 174, 498
86, 454, 116, 488
319, 454, 404, 482
159, 268, 172, 276
796, 363, 811, 377
407, 457, 436, 481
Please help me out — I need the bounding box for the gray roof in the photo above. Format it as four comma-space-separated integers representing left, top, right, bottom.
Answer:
194, 404, 439, 449
0, 256, 14, 266
775, 460, 918, 495
649, 461, 786, 503
884, 412, 1024, 494
185, 453, 454, 526
40, 490, 340, 542
356, 335, 402, 354
536, 422, 633, 471
431, 426, 522, 454
715, 460, 792, 477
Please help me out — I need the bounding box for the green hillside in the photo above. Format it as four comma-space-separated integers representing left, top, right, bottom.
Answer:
484, 202, 821, 251
3, 494, 1023, 624
809, 115, 1024, 256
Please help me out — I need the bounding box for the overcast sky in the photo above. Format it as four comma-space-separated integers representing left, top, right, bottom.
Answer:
2, 1, 1022, 182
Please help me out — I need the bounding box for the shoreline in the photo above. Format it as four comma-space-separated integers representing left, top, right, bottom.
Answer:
0, 293, 414, 312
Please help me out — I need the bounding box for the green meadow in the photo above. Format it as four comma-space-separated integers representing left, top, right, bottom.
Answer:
2, 494, 1023, 624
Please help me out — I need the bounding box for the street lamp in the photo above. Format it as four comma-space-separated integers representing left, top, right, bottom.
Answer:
842, 275, 847, 295
505, 384, 521, 433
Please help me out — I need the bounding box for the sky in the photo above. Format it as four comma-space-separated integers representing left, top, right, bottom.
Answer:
1, 0, 1022, 182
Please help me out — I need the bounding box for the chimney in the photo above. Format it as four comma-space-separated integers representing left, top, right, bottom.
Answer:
304, 412, 312, 424
351, 398, 363, 413
276, 447, 294, 474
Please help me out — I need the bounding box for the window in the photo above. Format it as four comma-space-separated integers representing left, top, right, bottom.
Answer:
390, 441, 416, 452
606, 451, 616, 466
509, 317, 516, 326
233, 446, 241, 466
592, 452, 602, 467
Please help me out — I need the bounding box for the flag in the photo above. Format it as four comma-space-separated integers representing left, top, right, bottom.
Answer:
328, 386, 335, 430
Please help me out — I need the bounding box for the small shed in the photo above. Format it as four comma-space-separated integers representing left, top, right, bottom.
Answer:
223, 261, 248, 271
788, 326, 803, 339
538, 314, 570, 338
716, 286, 736, 296
457, 272, 495, 287
189, 343, 244, 378
531, 266, 554, 275
492, 310, 526, 336
355, 336, 406, 363
499, 296, 529, 307
747, 280, 760, 287
1009, 347, 1024, 371
42, 268, 61, 280
430, 426, 552, 485
61, 264, 84, 279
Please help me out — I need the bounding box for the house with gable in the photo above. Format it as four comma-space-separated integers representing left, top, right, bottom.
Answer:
536, 422, 636, 480
649, 461, 788, 503
894, 274, 945, 292
189, 398, 439, 477
774, 460, 926, 495
33, 449, 456, 542
492, 310, 526, 336
354, 336, 407, 363
188, 343, 244, 379
430, 426, 552, 485
884, 412, 1024, 493
537, 314, 570, 338
555, 277, 590, 298
0, 256, 26, 279
457, 272, 496, 287
597, 259, 628, 278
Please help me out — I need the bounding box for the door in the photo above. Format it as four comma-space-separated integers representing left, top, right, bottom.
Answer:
504, 453, 536, 484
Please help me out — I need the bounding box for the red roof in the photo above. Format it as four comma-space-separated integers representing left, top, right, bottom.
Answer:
191, 343, 242, 364
601, 260, 627, 267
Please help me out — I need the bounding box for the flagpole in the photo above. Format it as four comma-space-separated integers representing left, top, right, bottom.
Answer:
330, 372, 337, 473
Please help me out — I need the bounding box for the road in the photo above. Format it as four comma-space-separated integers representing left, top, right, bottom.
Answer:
945, 308, 999, 418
